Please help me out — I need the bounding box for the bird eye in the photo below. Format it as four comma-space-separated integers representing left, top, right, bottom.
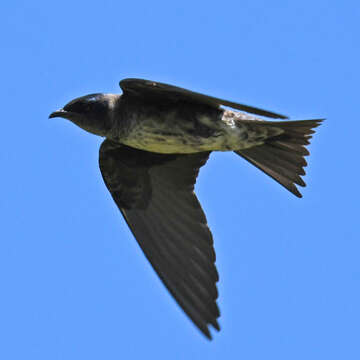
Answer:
63, 94, 103, 114
64, 101, 85, 113
85, 95, 100, 102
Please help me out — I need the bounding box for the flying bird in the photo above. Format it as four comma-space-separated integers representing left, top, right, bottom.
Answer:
50, 78, 323, 339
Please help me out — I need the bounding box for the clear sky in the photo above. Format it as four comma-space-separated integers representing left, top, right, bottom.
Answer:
1, 1, 359, 359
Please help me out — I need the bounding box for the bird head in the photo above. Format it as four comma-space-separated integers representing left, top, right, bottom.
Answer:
49, 93, 117, 136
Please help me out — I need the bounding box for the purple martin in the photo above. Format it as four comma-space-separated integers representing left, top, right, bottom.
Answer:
50, 78, 323, 339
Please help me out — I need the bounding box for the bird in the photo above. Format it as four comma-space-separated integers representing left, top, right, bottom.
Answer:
49, 78, 323, 339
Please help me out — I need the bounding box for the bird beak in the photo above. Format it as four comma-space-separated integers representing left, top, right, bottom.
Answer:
49, 109, 67, 119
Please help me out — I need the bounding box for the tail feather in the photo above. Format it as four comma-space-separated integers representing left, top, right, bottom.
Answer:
235, 119, 323, 198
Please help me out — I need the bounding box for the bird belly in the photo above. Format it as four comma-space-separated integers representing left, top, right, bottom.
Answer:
120, 125, 219, 153
118, 110, 274, 154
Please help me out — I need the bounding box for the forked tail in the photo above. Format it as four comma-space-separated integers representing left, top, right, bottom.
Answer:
235, 119, 323, 197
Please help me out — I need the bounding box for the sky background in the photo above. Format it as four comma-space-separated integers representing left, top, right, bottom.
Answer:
1, 1, 359, 359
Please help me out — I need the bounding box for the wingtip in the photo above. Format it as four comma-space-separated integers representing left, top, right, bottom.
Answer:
201, 321, 221, 340
278, 114, 290, 120
212, 319, 221, 331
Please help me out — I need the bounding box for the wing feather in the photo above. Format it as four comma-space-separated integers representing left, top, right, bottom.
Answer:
120, 78, 288, 119
99, 140, 219, 339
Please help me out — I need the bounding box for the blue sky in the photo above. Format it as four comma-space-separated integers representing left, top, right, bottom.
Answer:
1, 1, 359, 359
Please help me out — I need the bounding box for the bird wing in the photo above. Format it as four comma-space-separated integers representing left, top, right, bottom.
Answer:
99, 140, 219, 339
120, 78, 288, 119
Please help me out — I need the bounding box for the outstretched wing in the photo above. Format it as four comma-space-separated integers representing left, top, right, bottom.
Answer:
120, 78, 288, 119
99, 140, 219, 339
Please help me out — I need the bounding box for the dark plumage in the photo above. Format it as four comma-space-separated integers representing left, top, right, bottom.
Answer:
50, 78, 323, 339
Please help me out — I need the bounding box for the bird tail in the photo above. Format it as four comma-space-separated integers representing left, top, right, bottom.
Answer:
235, 119, 323, 197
